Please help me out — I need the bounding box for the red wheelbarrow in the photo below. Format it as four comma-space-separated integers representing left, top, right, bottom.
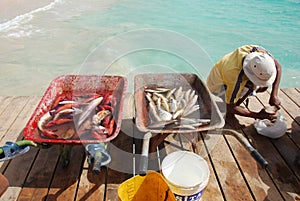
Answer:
0, 75, 127, 173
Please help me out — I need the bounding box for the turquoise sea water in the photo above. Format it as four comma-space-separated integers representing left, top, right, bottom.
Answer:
0, 0, 299, 95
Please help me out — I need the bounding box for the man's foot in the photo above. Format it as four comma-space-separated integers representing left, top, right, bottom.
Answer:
225, 114, 244, 129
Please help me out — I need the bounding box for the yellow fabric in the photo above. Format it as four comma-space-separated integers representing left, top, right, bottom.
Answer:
207, 45, 254, 103
118, 171, 176, 201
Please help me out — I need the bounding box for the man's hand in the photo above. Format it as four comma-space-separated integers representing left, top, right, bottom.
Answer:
269, 95, 281, 109
257, 109, 277, 120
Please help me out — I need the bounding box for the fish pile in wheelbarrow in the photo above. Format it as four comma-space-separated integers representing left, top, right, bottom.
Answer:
144, 85, 211, 130
37, 93, 116, 140
134, 73, 225, 134
24, 74, 127, 144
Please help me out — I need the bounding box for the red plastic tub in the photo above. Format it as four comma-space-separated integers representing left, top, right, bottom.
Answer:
24, 75, 127, 144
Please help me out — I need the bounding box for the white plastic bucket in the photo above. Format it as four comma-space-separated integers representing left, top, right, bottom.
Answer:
161, 151, 210, 201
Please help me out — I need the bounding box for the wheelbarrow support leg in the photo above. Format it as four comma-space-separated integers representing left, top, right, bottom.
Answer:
59, 145, 73, 168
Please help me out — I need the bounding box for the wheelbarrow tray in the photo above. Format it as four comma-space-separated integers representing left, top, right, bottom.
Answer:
24, 74, 127, 144
134, 73, 224, 134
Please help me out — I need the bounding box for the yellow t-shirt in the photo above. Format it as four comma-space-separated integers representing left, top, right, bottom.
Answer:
207, 45, 255, 104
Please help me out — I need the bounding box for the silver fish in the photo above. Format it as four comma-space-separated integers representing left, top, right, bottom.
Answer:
38, 112, 52, 132
169, 97, 178, 113
189, 90, 196, 101
157, 108, 173, 121
154, 93, 170, 112
174, 86, 183, 100
172, 108, 184, 119
145, 87, 170, 93
53, 108, 76, 120
183, 104, 200, 117
184, 89, 192, 102
148, 101, 161, 122
157, 98, 172, 121
166, 88, 176, 99
183, 94, 198, 114
78, 96, 103, 127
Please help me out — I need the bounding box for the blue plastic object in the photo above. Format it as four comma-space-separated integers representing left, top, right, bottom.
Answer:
0, 142, 30, 162
85, 143, 111, 174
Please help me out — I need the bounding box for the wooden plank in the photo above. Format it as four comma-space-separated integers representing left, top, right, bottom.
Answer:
45, 145, 85, 201
1, 148, 39, 201
198, 131, 254, 200
5, 96, 40, 139
0, 96, 42, 201
246, 92, 300, 200
76, 120, 135, 201
279, 88, 300, 148
0, 96, 40, 145
281, 88, 300, 107
17, 145, 61, 201
258, 90, 300, 179
0, 96, 29, 140
75, 155, 106, 201
225, 96, 285, 201
105, 119, 136, 200
0, 96, 14, 116
277, 90, 300, 125
0, 96, 39, 171
243, 125, 300, 200
164, 133, 191, 154
225, 129, 284, 201
197, 133, 225, 201
220, 94, 275, 198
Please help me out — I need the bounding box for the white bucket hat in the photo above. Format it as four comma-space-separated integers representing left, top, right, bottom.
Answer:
243, 52, 277, 87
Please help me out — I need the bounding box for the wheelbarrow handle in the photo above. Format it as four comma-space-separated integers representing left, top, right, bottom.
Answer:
250, 149, 268, 169
139, 132, 152, 176
0, 140, 37, 155
0, 140, 38, 162
219, 129, 268, 169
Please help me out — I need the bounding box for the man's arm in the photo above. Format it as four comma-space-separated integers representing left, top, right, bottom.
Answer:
227, 103, 277, 120
269, 59, 282, 108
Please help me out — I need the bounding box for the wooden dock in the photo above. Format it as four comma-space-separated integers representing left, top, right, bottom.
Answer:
0, 88, 299, 201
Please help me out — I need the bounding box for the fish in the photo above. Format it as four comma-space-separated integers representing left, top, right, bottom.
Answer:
183, 94, 198, 116
174, 86, 183, 100
154, 93, 170, 112
166, 88, 176, 99
77, 96, 103, 127
144, 86, 203, 128
169, 97, 178, 114
157, 98, 172, 121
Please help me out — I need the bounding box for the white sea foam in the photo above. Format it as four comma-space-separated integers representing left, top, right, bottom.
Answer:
0, 0, 63, 34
